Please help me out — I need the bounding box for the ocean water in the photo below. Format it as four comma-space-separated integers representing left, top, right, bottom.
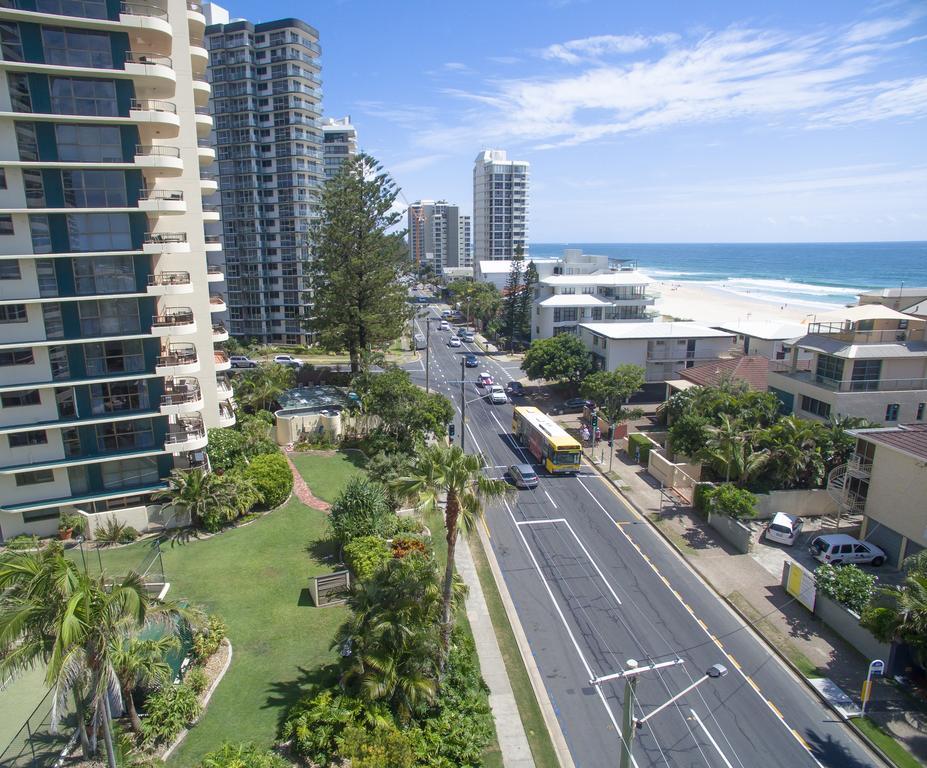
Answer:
530, 242, 927, 308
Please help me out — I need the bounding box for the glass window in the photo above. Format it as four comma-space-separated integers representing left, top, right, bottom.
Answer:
15, 122, 38, 161
15, 469, 55, 486
36, 259, 58, 298
89, 379, 149, 414
0, 304, 27, 323
0, 168, 5, 189
36, 0, 108, 19
0, 215, 14, 235
850, 360, 882, 392
55, 124, 122, 162
29, 215, 51, 253
42, 27, 113, 68
96, 418, 155, 452
23, 169, 46, 208
48, 345, 70, 379
0, 348, 34, 366
84, 339, 145, 375
43, 303, 64, 339
9, 430, 48, 447
78, 298, 140, 336
885, 403, 900, 422
49, 77, 117, 116
73, 254, 134, 294
917, 403, 925, 421
62, 170, 127, 207
66, 213, 131, 251
0, 21, 23, 62
1, 389, 41, 407
0, 260, 20, 279
814, 354, 845, 385
800, 395, 831, 419
7, 73, 32, 112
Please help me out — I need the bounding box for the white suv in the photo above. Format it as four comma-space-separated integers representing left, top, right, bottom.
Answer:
488, 384, 507, 404
273, 354, 303, 368
809, 534, 886, 566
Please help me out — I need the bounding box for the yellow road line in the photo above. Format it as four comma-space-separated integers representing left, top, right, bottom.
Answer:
769, 701, 784, 718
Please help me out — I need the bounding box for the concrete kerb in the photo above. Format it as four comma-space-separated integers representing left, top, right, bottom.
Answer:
474, 520, 576, 768
581, 457, 894, 768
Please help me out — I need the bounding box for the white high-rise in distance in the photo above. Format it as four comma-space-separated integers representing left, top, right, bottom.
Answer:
473, 149, 529, 261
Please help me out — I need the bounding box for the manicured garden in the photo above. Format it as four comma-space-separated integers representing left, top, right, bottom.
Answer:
288, 449, 368, 503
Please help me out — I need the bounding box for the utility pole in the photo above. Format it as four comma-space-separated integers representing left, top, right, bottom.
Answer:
424, 316, 431, 393
619, 660, 638, 768
460, 356, 466, 452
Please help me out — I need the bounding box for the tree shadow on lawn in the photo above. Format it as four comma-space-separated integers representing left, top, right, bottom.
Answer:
338, 448, 369, 470
264, 662, 342, 732
307, 536, 343, 567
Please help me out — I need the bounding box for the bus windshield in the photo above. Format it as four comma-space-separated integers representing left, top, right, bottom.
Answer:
553, 451, 580, 466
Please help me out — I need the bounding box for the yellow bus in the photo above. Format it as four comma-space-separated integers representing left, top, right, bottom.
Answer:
511, 406, 582, 473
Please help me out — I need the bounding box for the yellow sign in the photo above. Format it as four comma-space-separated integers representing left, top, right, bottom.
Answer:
861, 680, 872, 703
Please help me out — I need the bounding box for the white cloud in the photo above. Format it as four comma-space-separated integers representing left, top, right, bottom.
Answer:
542, 33, 680, 64
442, 61, 472, 72
387, 154, 449, 175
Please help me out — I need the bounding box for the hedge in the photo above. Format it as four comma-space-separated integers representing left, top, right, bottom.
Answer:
343, 535, 391, 581
627, 433, 653, 465
244, 452, 293, 509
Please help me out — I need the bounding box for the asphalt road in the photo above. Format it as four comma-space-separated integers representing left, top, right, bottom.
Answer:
408, 299, 878, 768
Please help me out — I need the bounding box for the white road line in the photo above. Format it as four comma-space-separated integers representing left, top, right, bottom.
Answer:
690, 709, 735, 768
544, 490, 558, 508
514, 517, 568, 526
561, 518, 623, 606
466, 423, 483, 455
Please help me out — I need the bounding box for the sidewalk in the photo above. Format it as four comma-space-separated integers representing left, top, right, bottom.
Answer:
594, 445, 927, 764
456, 532, 535, 768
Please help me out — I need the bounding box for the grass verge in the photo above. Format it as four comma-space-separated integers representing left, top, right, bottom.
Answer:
851, 717, 923, 768
288, 448, 368, 503
651, 516, 701, 557
468, 529, 562, 768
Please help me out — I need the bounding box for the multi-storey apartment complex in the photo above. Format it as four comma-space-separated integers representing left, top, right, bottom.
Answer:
407, 199, 470, 276
321, 116, 356, 180
768, 305, 927, 425
0, 0, 230, 541
205, 8, 322, 345
472, 149, 528, 261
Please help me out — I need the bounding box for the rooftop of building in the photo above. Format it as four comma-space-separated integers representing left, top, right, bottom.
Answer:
858, 286, 927, 299
580, 321, 733, 340
903, 299, 927, 316
475, 149, 529, 166
477, 258, 559, 274
677, 355, 770, 391
813, 304, 917, 323
794, 337, 927, 359
538, 294, 614, 307
542, 272, 653, 287
277, 386, 351, 414
852, 423, 927, 462
713, 319, 809, 340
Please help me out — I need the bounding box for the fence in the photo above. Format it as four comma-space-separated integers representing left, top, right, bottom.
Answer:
69, 538, 167, 595
0, 687, 76, 768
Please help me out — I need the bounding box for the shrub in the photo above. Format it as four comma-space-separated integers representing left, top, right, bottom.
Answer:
244, 452, 293, 509
391, 516, 425, 536
338, 723, 415, 768
281, 690, 373, 767
94, 517, 131, 545
192, 614, 227, 664
627, 432, 653, 465
198, 742, 289, 768
58, 513, 81, 533
815, 563, 876, 614
205, 427, 247, 472
705, 483, 757, 519
184, 666, 209, 695
692, 483, 714, 516
4, 534, 39, 550
119, 526, 139, 544
329, 476, 394, 544
141, 683, 201, 747
343, 535, 391, 581
391, 535, 427, 559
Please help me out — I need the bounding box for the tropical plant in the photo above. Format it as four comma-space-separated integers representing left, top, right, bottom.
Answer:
862, 553, 927, 665
184, 665, 209, 695
204, 427, 247, 472
580, 365, 646, 427
191, 614, 227, 664
501, 245, 524, 348
446, 279, 502, 331
702, 414, 770, 485
330, 476, 395, 545
814, 563, 876, 614
521, 333, 593, 387
365, 451, 414, 508
198, 742, 290, 768
232, 364, 295, 413
110, 634, 178, 733
243, 452, 293, 509
338, 722, 415, 768
140, 682, 201, 748
668, 412, 711, 459
392, 444, 509, 669
391, 535, 427, 559
343, 535, 392, 581
94, 517, 132, 545
4, 533, 39, 550
704, 483, 757, 519
153, 468, 237, 532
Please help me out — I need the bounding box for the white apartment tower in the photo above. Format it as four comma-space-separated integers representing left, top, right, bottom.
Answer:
408, 200, 470, 276
0, 0, 231, 541
321, 116, 357, 180
473, 149, 528, 261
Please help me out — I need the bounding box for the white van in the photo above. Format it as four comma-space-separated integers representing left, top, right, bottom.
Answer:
809, 534, 886, 566
414, 333, 426, 350
763, 513, 803, 546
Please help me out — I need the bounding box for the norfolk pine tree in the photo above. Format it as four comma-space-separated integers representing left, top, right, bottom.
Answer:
502, 245, 524, 350
518, 259, 539, 341
307, 154, 411, 374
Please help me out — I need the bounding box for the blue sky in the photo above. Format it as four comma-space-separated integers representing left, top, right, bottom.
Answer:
222, 0, 926, 243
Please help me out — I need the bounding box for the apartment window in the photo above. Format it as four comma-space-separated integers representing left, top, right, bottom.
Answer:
49, 77, 117, 116
65, 213, 131, 251
850, 360, 882, 392
7, 73, 32, 112
814, 354, 845, 386
73, 254, 134, 294
1, 389, 41, 407
90, 380, 149, 415
0, 348, 34, 366
43, 303, 64, 339
0, 21, 23, 61
0, 168, 5, 189
96, 418, 155, 452
36, 259, 58, 298
885, 403, 900, 422
0, 215, 14, 235
84, 339, 144, 375
799, 395, 831, 419
42, 27, 113, 69
9, 430, 48, 447
29, 215, 51, 253
0, 260, 21, 280
917, 402, 925, 421
0, 304, 27, 323
553, 307, 578, 323
62, 427, 80, 457
36, 0, 108, 19
23, 169, 46, 207
23, 508, 62, 523
49, 345, 70, 379
62, 170, 127, 207
15, 122, 38, 161
78, 298, 140, 335
100, 456, 159, 490
15, 469, 55, 487
55, 125, 122, 163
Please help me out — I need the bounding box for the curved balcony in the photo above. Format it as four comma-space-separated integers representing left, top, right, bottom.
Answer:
165, 416, 207, 454
147, 270, 192, 296
212, 322, 229, 342
194, 106, 213, 136
216, 375, 233, 399
123, 51, 176, 97
134, 144, 183, 175
201, 203, 220, 222
155, 343, 199, 375
199, 174, 218, 195
206, 265, 225, 283
138, 188, 185, 214
144, 232, 190, 254
186, 0, 206, 36
192, 76, 211, 106
209, 294, 227, 313
196, 139, 216, 166
218, 402, 236, 428
190, 44, 208, 74
129, 99, 180, 137
152, 307, 196, 336
213, 350, 231, 371
160, 378, 204, 416
204, 234, 222, 253
119, 1, 172, 44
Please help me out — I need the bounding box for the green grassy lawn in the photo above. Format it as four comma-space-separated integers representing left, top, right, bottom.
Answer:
851, 717, 923, 768
288, 449, 368, 503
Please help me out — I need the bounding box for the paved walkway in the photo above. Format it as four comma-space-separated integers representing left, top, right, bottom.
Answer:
590, 443, 927, 763
457, 532, 535, 768
284, 453, 331, 511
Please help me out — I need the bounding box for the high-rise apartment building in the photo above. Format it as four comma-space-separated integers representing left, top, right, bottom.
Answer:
321, 116, 357, 180
0, 0, 230, 541
408, 200, 471, 276
473, 149, 528, 261
205, 8, 322, 345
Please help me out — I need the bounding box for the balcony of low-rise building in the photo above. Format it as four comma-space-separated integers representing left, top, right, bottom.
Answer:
164, 416, 207, 453
151, 307, 196, 336
147, 270, 192, 296
134, 144, 183, 175
155, 343, 199, 375
211, 322, 229, 342
160, 378, 203, 416
218, 401, 236, 428
806, 321, 923, 345
143, 232, 190, 254
138, 188, 185, 214
768, 367, 927, 394
214, 350, 231, 371
129, 99, 180, 137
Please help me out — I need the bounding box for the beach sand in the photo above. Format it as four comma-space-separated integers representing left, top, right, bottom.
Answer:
654, 282, 836, 327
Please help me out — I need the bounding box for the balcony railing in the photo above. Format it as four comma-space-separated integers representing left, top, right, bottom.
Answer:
202, 204, 220, 213
121, 1, 169, 19
165, 418, 206, 446
130, 98, 176, 113
152, 308, 194, 327
212, 321, 227, 334
807, 322, 913, 344
187, 0, 204, 11
210, 294, 226, 305
769, 368, 927, 393
136, 145, 181, 158
207, 265, 224, 276
156, 344, 196, 367
124, 51, 173, 68
214, 350, 230, 365
145, 231, 187, 244
204, 234, 222, 244
148, 271, 190, 287
194, 106, 211, 115
161, 381, 201, 406
847, 454, 873, 476
140, 189, 183, 203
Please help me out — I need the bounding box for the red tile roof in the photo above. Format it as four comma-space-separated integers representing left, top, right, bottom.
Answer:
678, 356, 770, 391
858, 424, 927, 461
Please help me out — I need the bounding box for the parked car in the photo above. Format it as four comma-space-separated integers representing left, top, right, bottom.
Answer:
273, 354, 303, 368
488, 384, 507, 404
809, 534, 886, 566
460, 331, 475, 342
563, 397, 595, 411
448, 336, 461, 347
763, 513, 803, 546
508, 464, 539, 489
506, 381, 525, 396
477, 372, 494, 387
464, 354, 479, 368
229, 355, 258, 369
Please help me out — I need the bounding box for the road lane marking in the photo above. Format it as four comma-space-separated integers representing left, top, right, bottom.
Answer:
544, 490, 558, 508
515, 518, 569, 526
561, 518, 623, 606
690, 709, 735, 768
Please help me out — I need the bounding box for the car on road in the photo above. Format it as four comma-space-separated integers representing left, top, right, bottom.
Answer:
229, 355, 258, 369
441, 309, 452, 318
508, 464, 539, 489
273, 354, 303, 368
809, 534, 886, 566
439, 320, 450, 330
460, 331, 475, 342
464, 354, 479, 367
506, 381, 525, 397
563, 397, 595, 411
477, 372, 494, 387
487, 384, 507, 404
448, 336, 461, 347
763, 512, 803, 546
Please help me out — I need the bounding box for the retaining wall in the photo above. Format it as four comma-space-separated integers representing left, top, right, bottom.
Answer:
755, 489, 838, 520
707, 512, 755, 554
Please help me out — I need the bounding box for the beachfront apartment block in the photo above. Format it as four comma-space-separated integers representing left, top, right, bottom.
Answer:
321, 116, 356, 180
205, 9, 322, 345
768, 305, 927, 426
408, 200, 471, 276
578, 322, 735, 383
858, 286, 927, 314
713, 319, 813, 362
0, 0, 231, 541
472, 149, 528, 261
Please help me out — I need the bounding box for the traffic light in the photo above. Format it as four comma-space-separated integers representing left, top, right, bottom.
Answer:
448, 423, 456, 437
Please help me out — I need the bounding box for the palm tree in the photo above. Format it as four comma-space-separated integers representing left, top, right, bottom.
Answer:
154, 468, 235, 530
111, 633, 178, 734
232, 364, 295, 412
392, 444, 509, 669
865, 556, 927, 667
702, 414, 743, 482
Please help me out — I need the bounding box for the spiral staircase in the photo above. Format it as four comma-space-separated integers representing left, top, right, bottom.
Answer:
824, 455, 871, 529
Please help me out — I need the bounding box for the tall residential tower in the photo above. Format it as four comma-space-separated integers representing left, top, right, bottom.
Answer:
321, 116, 357, 180
205, 9, 322, 345
0, 0, 230, 541
473, 149, 528, 261
408, 200, 471, 277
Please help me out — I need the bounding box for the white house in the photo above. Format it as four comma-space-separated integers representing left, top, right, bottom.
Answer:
577, 322, 735, 383
712, 319, 813, 362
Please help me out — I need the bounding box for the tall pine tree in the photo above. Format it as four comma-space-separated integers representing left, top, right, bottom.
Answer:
518, 259, 539, 341
502, 245, 524, 350
307, 154, 411, 374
